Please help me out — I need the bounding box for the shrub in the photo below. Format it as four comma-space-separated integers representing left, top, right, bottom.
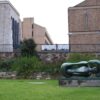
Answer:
0, 59, 14, 71
11, 57, 41, 78
40, 62, 62, 75
20, 39, 37, 57
11, 56, 63, 78
67, 53, 98, 62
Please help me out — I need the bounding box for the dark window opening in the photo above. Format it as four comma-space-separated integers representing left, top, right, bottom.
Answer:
32, 31, 34, 37
32, 24, 34, 29
11, 17, 19, 49
84, 10, 88, 31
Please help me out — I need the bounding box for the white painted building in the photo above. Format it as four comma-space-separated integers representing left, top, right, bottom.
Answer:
0, 0, 21, 52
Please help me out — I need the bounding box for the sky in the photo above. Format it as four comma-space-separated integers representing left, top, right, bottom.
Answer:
9, 0, 84, 44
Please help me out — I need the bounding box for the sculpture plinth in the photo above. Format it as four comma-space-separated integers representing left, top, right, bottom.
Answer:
59, 77, 100, 87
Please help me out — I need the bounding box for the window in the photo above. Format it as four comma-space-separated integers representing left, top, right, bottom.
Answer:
32, 31, 33, 37
84, 10, 88, 31
32, 24, 34, 29
11, 17, 19, 49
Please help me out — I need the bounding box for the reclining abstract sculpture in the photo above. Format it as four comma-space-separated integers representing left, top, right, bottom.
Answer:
61, 60, 100, 78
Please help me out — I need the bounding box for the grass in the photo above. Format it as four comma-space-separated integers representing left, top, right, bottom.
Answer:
0, 80, 99, 100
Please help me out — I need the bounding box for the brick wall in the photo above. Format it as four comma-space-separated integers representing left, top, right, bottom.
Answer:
68, 0, 100, 52
69, 33, 100, 52
68, 8, 100, 32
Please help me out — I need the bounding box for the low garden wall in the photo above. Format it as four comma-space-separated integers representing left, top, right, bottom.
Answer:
0, 71, 52, 79
0, 71, 16, 79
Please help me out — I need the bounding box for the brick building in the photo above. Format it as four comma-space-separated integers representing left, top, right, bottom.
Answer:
0, 0, 21, 53
68, 0, 100, 52
22, 17, 53, 51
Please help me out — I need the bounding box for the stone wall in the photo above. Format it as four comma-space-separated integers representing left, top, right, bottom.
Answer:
0, 72, 51, 79
0, 72, 16, 79
38, 52, 67, 63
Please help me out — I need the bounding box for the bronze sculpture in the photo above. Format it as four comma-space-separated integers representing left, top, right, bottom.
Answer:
61, 60, 100, 78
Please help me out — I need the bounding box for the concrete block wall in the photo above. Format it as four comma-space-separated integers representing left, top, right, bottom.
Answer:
22, 18, 53, 52
0, 1, 21, 52
34, 23, 46, 44
22, 18, 34, 40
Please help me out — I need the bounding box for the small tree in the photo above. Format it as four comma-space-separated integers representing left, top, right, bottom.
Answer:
20, 39, 37, 57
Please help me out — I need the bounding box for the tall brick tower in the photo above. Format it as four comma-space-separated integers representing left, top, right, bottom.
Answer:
68, 0, 100, 52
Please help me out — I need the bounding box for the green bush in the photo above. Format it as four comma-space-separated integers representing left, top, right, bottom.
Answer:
67, 53, 98, 62
20, 39, 37, 57
11, 56, 63, 78
0, 55, 64, 78
11, 57, 41, 78
0, 59, 14, 71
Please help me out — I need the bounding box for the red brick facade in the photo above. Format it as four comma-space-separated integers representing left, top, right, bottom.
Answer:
68, 0, 100, 52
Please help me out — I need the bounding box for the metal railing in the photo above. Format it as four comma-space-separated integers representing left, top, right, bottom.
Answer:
0, 44, 69, 53
36, 44, 100, 53
0, 44, 100, 53
36, 44, 69, 53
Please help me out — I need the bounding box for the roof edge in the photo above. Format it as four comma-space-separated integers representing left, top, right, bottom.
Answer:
0, 0, 20, 16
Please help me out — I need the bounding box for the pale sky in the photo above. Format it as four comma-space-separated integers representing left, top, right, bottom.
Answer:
9, 0, 84, 44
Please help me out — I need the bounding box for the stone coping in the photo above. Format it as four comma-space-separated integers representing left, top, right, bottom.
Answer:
59, 77, 100, 80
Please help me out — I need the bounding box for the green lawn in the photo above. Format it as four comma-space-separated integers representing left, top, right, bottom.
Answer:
0, 80, 100, 100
